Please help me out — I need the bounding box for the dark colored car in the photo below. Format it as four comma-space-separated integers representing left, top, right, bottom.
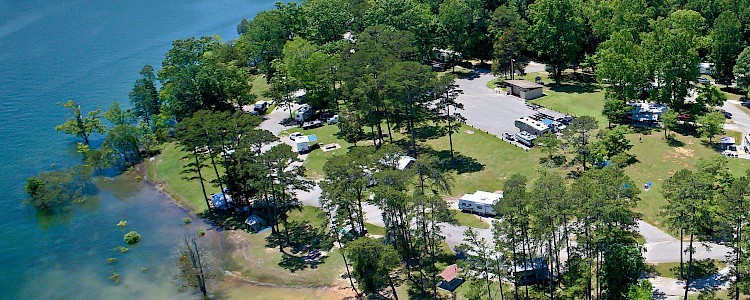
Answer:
722, 109, 732, 119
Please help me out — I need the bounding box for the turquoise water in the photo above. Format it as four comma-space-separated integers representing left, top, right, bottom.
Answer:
0, 1, 276, 298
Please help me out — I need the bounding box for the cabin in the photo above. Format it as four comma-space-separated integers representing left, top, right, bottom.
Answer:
505, 80, 544, 100
511, 258, 550, 285
458, 190, 503, 216
437, 264, 464, 292
244, 215, 268, 232
515, 117, 550, 136
628, 102, 668, 128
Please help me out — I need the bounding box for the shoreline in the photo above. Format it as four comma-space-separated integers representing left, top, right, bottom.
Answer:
131, 157, 352, 298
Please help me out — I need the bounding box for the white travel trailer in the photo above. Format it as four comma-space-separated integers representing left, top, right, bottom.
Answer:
458, 191, 503, 216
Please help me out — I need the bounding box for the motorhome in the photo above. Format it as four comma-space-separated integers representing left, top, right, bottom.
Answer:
514, 117, 549, 136
458, 190, 503, 216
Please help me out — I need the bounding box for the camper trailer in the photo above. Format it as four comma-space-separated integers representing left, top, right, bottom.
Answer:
294, 105, 316, 122
515, 117, 549, 136
458, 191, 503, 216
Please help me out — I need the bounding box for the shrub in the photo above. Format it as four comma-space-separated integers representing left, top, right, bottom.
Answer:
182, 218, 192, 224
197, 229, 205, 236
124, 231, 142, 244
116, 220, 127, 228
108, 271, 120, 284
118, 246, 129, 253
107, 257, 117, 264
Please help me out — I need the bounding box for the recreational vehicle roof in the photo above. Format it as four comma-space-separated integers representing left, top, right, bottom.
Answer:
459, 191, 503, 206
515, 117, 549, 132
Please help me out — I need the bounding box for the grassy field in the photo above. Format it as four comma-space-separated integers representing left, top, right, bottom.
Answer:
453, 211, 490, 229
146, 142, 221, 212
225, 229, 346, 287
282, 124, 356, 180
251, 75, 271, 101
651, 259, 727, 280
625, 131, 750, 227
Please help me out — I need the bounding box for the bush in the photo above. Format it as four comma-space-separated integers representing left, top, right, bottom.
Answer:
107, 257, 117, 264
124, 231, 142, 244
116, 220, 127, 228
197, 229, 205, 236
118, 246, 129, 253
183, 217, 192, 224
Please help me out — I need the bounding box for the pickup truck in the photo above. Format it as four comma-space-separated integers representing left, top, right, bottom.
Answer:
301, 119, 323, 129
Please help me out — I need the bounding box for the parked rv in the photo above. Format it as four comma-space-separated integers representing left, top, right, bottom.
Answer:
458, 191, 503, 216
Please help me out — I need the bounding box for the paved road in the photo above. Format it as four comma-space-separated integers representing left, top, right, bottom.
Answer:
456, 69, 537, 137
638, 221, 731, 263
723, 100, 750, 146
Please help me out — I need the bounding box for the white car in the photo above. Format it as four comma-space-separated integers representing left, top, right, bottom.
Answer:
289, 132, 304, 141
722, 150, 738, 158
327, 114, 339, 125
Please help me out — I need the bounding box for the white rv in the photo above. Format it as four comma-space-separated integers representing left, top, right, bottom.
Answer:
514, 117, 549, 136
458, 191, 503, 216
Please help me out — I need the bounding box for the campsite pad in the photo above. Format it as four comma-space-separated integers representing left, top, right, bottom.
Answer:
321, 143, 341, 152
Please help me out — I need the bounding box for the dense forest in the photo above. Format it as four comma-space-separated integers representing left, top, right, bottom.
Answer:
23, 0, 750, 299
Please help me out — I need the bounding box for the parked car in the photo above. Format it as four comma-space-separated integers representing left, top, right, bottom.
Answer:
502, 132, 515, 141
722, 150, 739, 158
742, 100, 750, 107
327, 114, 339, 125
301, 119, 323, 129
677, 113, 691, 121
558, 116, 574, 125
289, 132, 304, 141
697, 77, 710, 84
721, 109, 732, 119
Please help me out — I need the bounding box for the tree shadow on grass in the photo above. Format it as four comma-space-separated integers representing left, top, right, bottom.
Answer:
278, 252, 328, 272
264, 220, 334, 272
432, 150, 485, 174
666, 135, 686, 147
415, 124, 445, 141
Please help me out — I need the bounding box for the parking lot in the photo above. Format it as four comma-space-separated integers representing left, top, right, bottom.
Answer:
455, 69, 567, 145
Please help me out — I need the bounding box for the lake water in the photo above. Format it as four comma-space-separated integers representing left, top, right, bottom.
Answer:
0, 1, 277, 298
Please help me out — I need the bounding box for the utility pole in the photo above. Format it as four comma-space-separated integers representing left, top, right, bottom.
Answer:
510, 58, 516, 80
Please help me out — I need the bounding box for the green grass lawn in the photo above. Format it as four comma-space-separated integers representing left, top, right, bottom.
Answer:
651, 259, 726, 280
146, 142, 221, 212
282, 124, 357, 180
251, 74, 271, 101
225, 229, 346, 287
521, 72, 607, 125
626, 131, 750, 228
452, 211, 490, 229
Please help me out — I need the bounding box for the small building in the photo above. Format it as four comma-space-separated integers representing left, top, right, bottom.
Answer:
629, 102, 668, 127
505, 80, 544, 100
244, 215, 268, 232
294, 134, 318, 153
458, 190, 503, 216
511, 258, 550, 285
515, 117, 550, 136
437, 264, 464, 292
